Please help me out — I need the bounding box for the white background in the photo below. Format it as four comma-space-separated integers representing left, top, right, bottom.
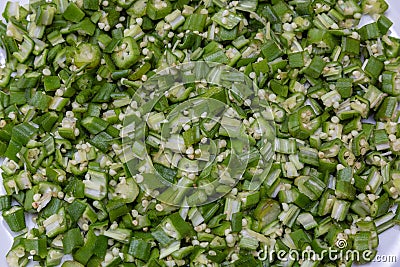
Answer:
0, 0, 399, 266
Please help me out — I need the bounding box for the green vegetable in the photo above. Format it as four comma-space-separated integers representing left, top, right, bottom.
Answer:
111, 37, 140, 69
74, 43, 101, 69
3, 206, 26, 232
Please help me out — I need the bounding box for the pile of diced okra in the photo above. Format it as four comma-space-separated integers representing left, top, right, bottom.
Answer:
0, 0, 400, 266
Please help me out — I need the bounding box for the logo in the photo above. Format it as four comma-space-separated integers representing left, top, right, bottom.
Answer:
121, 61, 275, 206
257, 239, 397, 264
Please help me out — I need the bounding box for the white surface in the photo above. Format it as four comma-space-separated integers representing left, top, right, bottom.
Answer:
0, 0, 400, 266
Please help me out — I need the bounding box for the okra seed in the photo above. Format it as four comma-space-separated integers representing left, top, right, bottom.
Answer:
336, 164, 345, 171
105, 253, 113, 262
200, 242, 209, 248
112, 248, 119, 256
131, 210, 139, 217
33, 194, 41, 202
82, 223, 89, 231
8, 112, 16, 120
110, 222, 118, 230
155, 204, 164, 211
225, 234, 234, 243
142, 199, 149, 207
282, 203, 289, 211
231, 187, 238, 196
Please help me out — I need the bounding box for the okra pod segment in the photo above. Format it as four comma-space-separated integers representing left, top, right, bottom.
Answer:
3, 206, 26, 232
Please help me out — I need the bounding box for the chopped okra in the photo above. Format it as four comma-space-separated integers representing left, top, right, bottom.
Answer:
0, 0, 400, 266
